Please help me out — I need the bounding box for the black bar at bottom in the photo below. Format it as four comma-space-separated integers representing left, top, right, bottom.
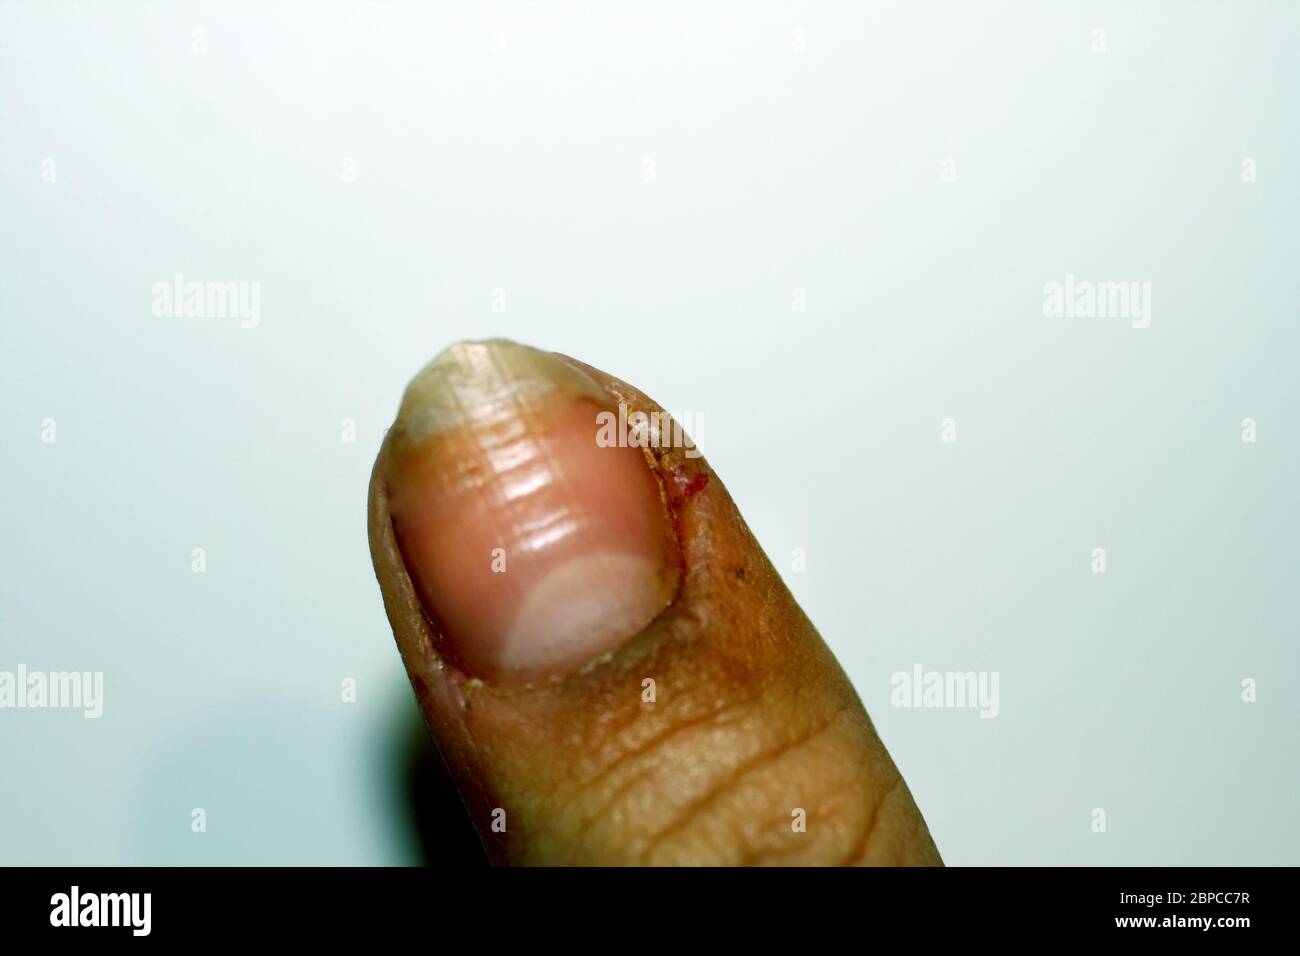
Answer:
0, 866, 1282, 942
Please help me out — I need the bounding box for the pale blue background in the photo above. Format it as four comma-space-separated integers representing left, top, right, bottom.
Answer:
1, 1, 1296, 865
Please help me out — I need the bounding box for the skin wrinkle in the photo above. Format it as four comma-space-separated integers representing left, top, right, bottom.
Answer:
735, 777, 860, 866
666, 742, 857, 866
570, 701, 758, 838
724, 745, 876, 866
573, 672, 764, 792
842, 773, 905, 867
637, 703, 852, 865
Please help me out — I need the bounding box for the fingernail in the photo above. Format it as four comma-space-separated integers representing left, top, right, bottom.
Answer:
385, 339, 680, 682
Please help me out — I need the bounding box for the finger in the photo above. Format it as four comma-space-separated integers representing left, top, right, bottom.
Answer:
368, 338, 941, 865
